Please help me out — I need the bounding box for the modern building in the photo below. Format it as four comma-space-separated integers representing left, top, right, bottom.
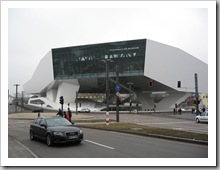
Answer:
23, 39, 208, 111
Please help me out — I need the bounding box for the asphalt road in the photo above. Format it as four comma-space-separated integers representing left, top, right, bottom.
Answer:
138, 120, 208, 134
8, 119, 208, 158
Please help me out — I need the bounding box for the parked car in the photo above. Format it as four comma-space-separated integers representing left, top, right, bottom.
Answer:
78, 108, 90, 113
29, 116, 83, 146
32, 108, 44, 113
195, 110, 208, 123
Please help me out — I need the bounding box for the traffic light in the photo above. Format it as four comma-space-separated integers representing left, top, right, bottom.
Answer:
177, 81, 181, 88
149, 79, 153, 87
59, 96, 64, 105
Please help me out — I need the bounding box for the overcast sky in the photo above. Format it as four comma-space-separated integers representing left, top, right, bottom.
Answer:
6, 2, 209, 95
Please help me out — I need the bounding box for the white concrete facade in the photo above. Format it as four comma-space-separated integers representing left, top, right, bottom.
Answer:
23, 51, 54, 94
56, 82, 79, 104
145, 40, 208, 93
141, 39, 208, 111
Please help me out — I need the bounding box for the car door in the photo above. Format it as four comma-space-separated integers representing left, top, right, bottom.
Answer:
204, 112, 208, 122
32, 118, 41, 138
38, 118, 48, 140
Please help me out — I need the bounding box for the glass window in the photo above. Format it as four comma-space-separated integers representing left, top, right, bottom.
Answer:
52, 39, 146, 80
34, 118, 42, 125
39, 119, 46, 126
30, 99, 45, 105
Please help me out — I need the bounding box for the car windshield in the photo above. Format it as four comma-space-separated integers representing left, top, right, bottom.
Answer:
201, 111, 208, 116
46, 117, 72, 127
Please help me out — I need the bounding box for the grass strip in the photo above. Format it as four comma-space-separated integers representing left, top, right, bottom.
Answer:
78, 123, 208, 141
74, 119, 116, 123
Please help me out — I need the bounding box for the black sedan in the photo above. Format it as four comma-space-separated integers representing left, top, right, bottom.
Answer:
29, 116, 83, 146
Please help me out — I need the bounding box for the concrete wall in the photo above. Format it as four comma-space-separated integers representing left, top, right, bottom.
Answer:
145, 39, 208, 93
56, 82, 79, 104
46, 89, 57, 102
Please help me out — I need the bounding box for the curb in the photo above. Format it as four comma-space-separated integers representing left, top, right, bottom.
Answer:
144, 133, 208, 145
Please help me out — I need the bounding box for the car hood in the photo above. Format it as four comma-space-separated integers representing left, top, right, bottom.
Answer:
48, 126, 80, 132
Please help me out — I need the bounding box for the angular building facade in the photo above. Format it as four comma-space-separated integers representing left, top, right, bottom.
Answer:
23, 39, 208, 111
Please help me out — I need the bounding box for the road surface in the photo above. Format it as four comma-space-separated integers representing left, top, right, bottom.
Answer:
8, 119, 208, 158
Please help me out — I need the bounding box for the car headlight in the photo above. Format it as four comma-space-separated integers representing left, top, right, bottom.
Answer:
54, 132, 64, 136
79, 130, 83, 134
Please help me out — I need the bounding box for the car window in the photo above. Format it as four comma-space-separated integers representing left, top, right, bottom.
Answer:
34, 118, 42, 125
39, 119, 46, 126
46, 118, 72, 127
33, 119, 37, 124
201, 112, 206, 116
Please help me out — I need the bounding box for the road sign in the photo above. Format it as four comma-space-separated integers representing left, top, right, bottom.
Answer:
195, 93, 199, 98
115, 85, 121, 92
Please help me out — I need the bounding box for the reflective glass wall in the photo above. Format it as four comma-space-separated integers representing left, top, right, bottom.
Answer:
52, 39, 146, 80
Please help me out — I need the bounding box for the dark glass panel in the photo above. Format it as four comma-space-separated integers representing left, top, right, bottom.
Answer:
52, 39, 146, 80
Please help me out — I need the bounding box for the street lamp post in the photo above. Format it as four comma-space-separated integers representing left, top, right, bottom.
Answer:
14, 84, 20, 113
116, 64, 120, 122
21, 91, 25, 107
127, 82, 134, 114
101, 59, 114, 123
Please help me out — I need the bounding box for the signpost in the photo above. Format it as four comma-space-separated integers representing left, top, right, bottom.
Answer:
194, 73, 199, 115
127, 82, 133, 114
116, 64, 120, 122
106, 112, 110, 125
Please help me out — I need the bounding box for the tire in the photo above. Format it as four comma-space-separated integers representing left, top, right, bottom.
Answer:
196, 118, 200, 123
30, 130, 34, 140
46, 134, 53, 146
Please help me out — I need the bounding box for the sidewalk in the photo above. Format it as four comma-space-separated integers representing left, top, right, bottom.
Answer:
8, 112, 95, 120
8, 136, 38, 158
8, 111, 196, 125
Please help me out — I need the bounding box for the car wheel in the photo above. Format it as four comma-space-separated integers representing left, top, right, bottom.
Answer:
46, 134, 53, 146
30, 130, 34, 140
196, 118, 200, 123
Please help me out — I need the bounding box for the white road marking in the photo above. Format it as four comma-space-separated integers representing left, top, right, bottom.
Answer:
172, 128, 183, 130
85, 140, 115, 150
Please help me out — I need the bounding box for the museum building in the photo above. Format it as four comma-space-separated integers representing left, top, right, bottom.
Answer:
23, 39, 208, 111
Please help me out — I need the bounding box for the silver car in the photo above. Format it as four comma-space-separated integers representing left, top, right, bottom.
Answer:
195, 110, 208, 123
78, 108, 90, 113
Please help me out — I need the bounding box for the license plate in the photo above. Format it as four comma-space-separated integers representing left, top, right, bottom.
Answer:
68, 135, 78, 139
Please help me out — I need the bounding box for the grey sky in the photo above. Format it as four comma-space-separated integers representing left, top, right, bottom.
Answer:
7, 3, 208, 95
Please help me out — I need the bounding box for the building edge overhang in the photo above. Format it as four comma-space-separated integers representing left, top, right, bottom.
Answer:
23, 50, 54, 94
